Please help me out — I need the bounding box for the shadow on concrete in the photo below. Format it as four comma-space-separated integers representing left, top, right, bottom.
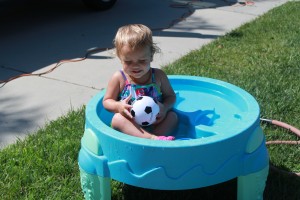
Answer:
0, 0, 237, 148
0, 92, 44, 148
0, 0, 236, 81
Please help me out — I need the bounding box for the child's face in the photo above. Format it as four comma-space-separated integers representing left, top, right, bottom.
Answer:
119, 45, 152, 79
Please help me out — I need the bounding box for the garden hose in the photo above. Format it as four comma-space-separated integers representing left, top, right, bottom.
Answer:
260, 118, 300, 176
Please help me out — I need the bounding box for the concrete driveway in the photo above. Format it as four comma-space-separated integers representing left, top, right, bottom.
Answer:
0, 0, 287, 148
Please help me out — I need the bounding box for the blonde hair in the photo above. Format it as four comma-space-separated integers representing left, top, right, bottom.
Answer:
113, 24, 160, 59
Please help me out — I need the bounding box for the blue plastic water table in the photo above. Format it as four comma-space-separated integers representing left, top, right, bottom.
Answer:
78, 75, 269, 200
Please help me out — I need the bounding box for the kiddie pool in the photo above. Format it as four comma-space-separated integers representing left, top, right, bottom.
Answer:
78, 75, 269, 200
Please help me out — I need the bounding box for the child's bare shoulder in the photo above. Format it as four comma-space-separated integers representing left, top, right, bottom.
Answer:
154, 68, 166, 76
112, 71, 123, 79
110, 71, 126, 89
110, 71, 124, 83
154, 68, 168, 80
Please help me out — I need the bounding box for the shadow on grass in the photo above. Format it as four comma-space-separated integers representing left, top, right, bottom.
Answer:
264, 166, 300, 200
121, 179, 237, 200
117, 168, 300, 200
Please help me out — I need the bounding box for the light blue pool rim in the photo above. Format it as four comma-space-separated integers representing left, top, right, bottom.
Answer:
85, 75, 260, 147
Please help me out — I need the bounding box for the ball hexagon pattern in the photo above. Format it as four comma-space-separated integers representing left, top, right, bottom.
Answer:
130, 96, 160, 126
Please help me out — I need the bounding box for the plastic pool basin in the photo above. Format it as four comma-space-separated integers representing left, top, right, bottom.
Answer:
78, 75, 269, 200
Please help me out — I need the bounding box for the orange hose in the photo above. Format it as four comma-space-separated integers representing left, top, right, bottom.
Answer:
261, 118, 300, 176
271, 119, 300, 137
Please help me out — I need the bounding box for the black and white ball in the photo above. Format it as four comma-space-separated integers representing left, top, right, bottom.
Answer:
130, 96, 160, 126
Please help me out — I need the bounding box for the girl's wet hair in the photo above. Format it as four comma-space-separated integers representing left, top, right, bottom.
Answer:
114, 24, 160, 59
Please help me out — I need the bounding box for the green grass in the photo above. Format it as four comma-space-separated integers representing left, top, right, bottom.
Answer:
164, 1, 300, 176
1, 1, 300, 200
0, 108, 85, 199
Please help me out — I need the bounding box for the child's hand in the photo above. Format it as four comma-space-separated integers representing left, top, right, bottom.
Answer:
155, 101, 167, 124
118, 95, 133, 119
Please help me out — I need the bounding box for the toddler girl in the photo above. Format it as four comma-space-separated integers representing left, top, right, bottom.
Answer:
103, 24, 178, 140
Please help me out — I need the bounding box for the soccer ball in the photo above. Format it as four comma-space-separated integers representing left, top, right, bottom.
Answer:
130, 96, 160, 126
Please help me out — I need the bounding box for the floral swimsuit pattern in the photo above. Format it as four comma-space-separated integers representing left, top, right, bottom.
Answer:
118, 68, 162, 105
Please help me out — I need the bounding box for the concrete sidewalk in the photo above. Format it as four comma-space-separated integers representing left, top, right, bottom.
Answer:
0, 0, 288, 148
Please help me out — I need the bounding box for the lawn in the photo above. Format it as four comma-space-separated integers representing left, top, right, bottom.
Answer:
1, 1, 299, 200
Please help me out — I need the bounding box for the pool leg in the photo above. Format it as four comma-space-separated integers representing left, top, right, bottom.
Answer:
237, 165, 269, 200
80, 168, 111, 200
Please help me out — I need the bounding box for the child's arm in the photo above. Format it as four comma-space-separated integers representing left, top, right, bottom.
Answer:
103, 72, 133, 118
155, 69, 176, 121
